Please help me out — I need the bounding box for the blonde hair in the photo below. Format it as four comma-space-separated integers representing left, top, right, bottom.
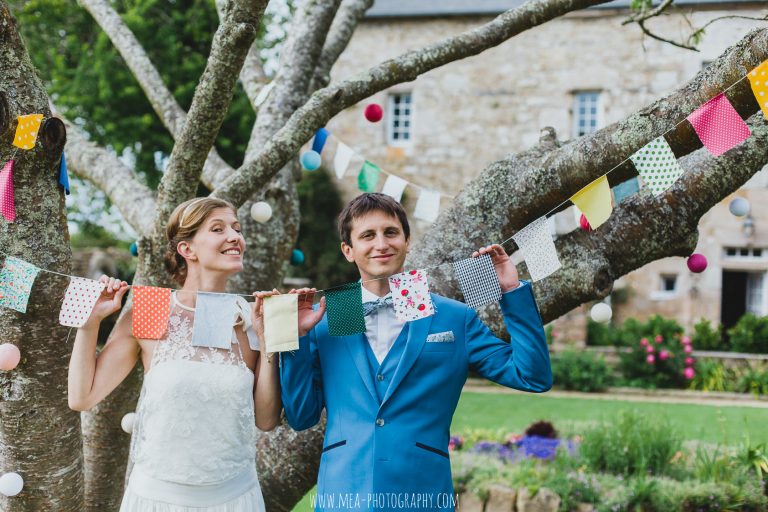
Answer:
164, 197, 238, 285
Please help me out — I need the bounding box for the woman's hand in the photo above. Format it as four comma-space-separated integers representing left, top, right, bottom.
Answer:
83, 276, 129, 329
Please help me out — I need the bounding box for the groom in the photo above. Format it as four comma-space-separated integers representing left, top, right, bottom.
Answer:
280, 193, 552, 511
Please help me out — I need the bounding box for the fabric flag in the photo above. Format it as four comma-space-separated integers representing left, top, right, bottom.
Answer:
570, 176, 612, 229
13, 114, 43, 150
452, 254, 502, 309
413, 189, 441, 223
0, 256, 40, 313
325, 282, 366, 336
311, 128, 330, 154
687, 93, 750, 157
748, 60, 768, 119
388, 269, 435, 322
512, 217, 561, 282
59, 277, 106, 328
59, 153, 70, 195
381, 175, 408, 202
132, 286, 172, 340
333, 142, 354, 179
629, 136, 685, 196
191, 292, 238, 349
0, 160, 15, 222
263, 294, 299, 352
358, 161, 381, 192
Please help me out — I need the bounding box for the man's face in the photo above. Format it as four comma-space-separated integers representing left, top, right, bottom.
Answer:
341, 210, 409, 280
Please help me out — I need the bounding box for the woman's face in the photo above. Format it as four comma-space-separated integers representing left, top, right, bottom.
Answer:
183, 207, 245, 276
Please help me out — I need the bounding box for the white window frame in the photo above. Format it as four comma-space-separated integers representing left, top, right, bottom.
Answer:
386, 92, 414, 147
650, 273, 678, 301
572, 91, 601, 138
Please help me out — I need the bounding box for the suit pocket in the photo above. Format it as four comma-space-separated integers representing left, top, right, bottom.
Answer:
423, 340, 455, 353
322, 440, 347, 453
415, 442, 449, 459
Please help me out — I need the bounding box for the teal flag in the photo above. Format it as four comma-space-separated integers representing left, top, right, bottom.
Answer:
357, 161, 381, 192
326, 282, 366, 336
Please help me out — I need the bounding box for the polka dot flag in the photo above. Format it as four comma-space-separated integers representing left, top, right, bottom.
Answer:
0, 160, 15, 222
748, 59, 768, 119
326, 282, 366, 336
59, 277, 106, 328
629, 136, 685, 196
12, 114, 43, 150
132, 286, 172, 340
687, 93, 750, 157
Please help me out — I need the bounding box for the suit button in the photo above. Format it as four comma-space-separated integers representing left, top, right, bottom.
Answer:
376, 418, 385, 427
377, 374, 384, 381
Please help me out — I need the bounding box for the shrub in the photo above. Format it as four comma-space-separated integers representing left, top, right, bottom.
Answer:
728, 313, 768, 354
689, 359, 737, 392
552, 349, 614, 392
587, 319, 613, 346
692, 318, 726, 351
580, 410, 683, 477
618, 316, 690, 389
735, 366, 768, 396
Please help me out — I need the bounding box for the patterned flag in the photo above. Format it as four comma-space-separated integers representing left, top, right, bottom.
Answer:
381, 175, 408, 202
59, 154, 70, 195
413, 189, 441, 223
132, 286, 172, 340
12, 114, 43, 150
264, 294, 299, 352
312, 127, 329, 154
0, 161, 15, 222
191, 292, 238, 349
358, 161, 381, 192
452, 254, 502, 308
333, 142, 355, 179
59, 277, 106, 328
687, 93, 750, 157
388, 269, 435, 322
0, 256, 40, 313
748, 60, 768, 119
512, 217, 561, 282
326, 282, 366, 336
570, 176, 612, 229
629, 136, 685, 196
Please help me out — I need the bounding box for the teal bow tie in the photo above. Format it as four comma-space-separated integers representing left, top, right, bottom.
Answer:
362, 295, 394, 316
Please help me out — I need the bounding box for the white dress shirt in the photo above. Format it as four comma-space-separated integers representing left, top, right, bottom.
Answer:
361, 286, 406, 364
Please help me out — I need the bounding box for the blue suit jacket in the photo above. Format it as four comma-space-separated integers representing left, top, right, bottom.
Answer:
280, 281, 552, 511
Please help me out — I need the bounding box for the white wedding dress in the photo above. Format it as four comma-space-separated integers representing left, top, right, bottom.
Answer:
120, 292, 266, 511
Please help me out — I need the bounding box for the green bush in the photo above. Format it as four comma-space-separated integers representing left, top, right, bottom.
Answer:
728, 313, 768, 354
692, 318, 726, 351
580, 410, 684, 477
551, 349, 614, 392
689, 359, 737, 392
586, 319, 613, 346
735, 366, 768, 396
618, 315, 689, 389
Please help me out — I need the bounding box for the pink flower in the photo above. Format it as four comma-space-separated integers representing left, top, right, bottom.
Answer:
655, 335, 663, 344
640, 338, 649, 347
682, 335, 692, 345
685, 357, 694, 366
646, 354, 655, 364
684, 367, 695, 380
646, 345, 655, 354
684, 345, 693, 354
659, 350, 670, 360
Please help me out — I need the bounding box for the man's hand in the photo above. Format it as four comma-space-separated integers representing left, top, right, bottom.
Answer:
291, 288, 326, 337
472, 244, 520, 292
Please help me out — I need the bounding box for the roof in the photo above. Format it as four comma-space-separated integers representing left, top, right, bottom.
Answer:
366, 0, 761, 18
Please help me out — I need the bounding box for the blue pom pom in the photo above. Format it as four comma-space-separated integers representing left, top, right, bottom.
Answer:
300, 150, 321, 171
130, 242, 138, 257
290, 249, 305, 266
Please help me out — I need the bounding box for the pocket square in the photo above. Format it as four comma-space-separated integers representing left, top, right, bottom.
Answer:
427, 331, 454, 343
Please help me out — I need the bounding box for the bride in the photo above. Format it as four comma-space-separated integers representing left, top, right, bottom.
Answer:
68, 197, 280, 511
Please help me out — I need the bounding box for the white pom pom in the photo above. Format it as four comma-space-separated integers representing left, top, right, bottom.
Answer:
728, 197, 750, 217
250, 202, 273, 223
121, 412, 136, 434
590, 302, 612, 323
0, 472, 24, 497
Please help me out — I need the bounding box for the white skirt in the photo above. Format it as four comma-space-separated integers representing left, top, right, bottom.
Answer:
120, 465, 266, 512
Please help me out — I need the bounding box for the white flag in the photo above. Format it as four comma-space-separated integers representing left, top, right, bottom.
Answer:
333, 142, 355, 179
381, 175, 408, 202
413, 189, 441, 223
512, 216, 562, 281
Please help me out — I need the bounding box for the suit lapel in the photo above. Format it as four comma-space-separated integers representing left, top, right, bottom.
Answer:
380, 313, 433, 407
343, 333, 378, 403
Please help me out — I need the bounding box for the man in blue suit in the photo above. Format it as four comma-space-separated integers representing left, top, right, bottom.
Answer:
281, 193, 552, 511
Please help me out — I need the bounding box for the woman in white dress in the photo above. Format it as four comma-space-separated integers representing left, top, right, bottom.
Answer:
68, 197, 280, 511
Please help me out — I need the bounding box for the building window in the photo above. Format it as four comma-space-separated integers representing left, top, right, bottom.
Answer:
387, 93, 413, 145
724, 247, 765, 259
661, 274, 677, 293
746, 272, 765, 315
572, 91, 600, 137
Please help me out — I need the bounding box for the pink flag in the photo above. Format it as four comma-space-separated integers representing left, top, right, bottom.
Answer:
687, 93, 750, 157
0, 160, 15, 222
59, 277, 106, 328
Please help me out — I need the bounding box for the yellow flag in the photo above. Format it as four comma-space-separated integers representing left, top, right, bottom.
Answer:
748, 59, 768, 119
570, 176, 612, 229
12, 114, 43, 150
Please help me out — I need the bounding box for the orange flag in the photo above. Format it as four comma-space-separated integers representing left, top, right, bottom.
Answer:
132, 286, 172, 339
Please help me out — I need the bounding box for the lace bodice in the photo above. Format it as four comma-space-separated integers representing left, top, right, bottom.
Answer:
130, 293, 258, 485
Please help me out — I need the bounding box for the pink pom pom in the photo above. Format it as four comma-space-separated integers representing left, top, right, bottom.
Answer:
640, 338, 649, 346
684, 367, 695, 380
684, 344, 693, 354
646, 354, 655, 364
646, 345, 655, 354
579, 214, 591, 231
659, 350, 670, 360
685, 357, 694, 366
655, 335, 663, 344
364, 104, 383, 123
687, 253, 708, 273
681, 335, 691, 345
0, 343, 21, 371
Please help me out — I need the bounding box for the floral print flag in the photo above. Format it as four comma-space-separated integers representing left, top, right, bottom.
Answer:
388, 269, 435, 322
0, 256, 40, 313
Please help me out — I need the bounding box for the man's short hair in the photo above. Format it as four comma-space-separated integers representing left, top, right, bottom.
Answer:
337, 193, 410, 246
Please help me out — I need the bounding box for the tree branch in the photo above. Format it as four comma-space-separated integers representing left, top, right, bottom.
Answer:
211, 0, 614, 207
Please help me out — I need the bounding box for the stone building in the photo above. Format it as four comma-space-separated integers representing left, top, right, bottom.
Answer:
323, 0, 767, 340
